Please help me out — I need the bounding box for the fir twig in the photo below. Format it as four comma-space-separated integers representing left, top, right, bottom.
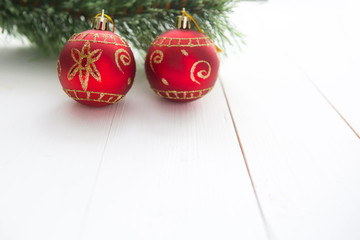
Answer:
0, 0, 243, 56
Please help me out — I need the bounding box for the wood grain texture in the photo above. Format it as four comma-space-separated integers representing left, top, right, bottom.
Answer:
222, 2, 360, 239
0, 38, 267, 239
80, 72, 267, 240
0, 45, 118, 239
2, 2, 360, 239
260, 1, 360, 137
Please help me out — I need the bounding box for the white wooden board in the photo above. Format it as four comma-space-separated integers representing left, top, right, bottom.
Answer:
79, 71, 267, 240
0, 38, 267, 239
0, 44, 117, 239
260, 0, 360, 137
2, 1, 360, 239
222, 2, 360, 240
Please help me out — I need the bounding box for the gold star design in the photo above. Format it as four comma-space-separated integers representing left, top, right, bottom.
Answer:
67, 41, 103, 91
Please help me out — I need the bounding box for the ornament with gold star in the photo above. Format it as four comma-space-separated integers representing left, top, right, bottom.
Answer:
57, 10, 136, 107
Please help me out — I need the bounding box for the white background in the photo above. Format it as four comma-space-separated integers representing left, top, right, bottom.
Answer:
1, 1, 360, 239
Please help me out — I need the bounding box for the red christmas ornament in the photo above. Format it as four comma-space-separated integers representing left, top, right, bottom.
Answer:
145, 10, 220, 103
57, 11, 136, 107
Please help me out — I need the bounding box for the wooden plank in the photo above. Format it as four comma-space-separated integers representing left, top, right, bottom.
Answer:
0, 44, 117, 239
0, 37, 268, 239
80, 71, 268, 240
259, 1, 360, 137
222, 2, 360, 240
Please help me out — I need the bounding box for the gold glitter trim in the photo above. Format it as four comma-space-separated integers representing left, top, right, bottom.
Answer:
69, 32, 129, 47
181, 49, 189, 56
57, 60, 61, 78
190, 60, 211, 85
115, 49, 131, 74
67, 41, 103, 91
127, 78, 132, 86
151, 36, 212, 48
149, 50, 163, 73
63, 88, 124, 104
161, 78, 169, 86
152, 87, 213, 100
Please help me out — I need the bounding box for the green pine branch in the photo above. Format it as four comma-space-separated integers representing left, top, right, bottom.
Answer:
0, 0, 243, 56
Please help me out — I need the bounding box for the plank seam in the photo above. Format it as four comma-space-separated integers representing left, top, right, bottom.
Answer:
79, 103, 121, 237
296, 65, 360, 139
219, 78, 271, 239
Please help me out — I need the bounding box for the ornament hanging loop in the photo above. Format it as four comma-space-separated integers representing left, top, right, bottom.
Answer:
92, 9, 115, 32
180, 9, 222, 53
176, 9, 191, 29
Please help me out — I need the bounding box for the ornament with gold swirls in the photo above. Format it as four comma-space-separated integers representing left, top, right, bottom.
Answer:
144, 9, 220, 102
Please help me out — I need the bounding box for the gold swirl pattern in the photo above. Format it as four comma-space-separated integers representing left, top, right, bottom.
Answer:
190, 60, 211, 85
149, 50, 164, 73
115, 49, 131, 74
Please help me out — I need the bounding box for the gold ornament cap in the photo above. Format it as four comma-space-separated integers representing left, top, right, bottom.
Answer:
93, 10, 110, 31
176, 8, 191, 29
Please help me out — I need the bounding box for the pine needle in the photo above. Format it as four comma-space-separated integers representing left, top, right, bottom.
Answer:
0, 0, 243, 56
